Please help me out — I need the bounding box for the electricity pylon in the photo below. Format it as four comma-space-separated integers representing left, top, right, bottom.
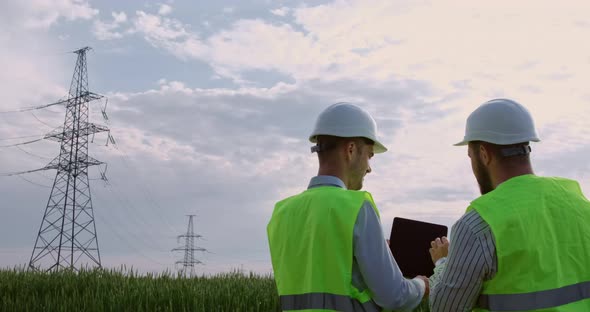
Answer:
172, 215, 207, 276
28, 47, 109, 272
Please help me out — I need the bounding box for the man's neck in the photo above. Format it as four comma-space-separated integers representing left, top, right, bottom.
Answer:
492, 165, 534, 188
318, 167, 348, 188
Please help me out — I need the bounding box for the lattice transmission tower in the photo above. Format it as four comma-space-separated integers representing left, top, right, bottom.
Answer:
172, 215, 207, 275
28, 47, 111, 272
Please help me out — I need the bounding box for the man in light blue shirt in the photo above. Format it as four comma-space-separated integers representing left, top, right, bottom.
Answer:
309, 175, 427, 311
270, 103, 428, 311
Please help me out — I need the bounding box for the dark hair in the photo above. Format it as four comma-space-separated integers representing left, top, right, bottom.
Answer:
313, 136, 373, 155
470, 141, 531, 163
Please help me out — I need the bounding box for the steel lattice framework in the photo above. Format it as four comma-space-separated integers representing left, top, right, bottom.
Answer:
172, 215, 207, 275
29, 47, 108, 272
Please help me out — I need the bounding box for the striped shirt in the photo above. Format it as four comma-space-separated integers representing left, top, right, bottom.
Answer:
430, 209, 498, 312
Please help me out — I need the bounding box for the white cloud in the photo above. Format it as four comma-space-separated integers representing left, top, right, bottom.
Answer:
113, 11, 127, 23
133, 11, 207, 59
270, 7, 290, 17
0, 34, 66, 113
93, 11, 128, 40
134, 11, 188, 40
124, 0, 590, 127
284, 1, 590, 97
206, 20, 316, 79
21, 0, 98, 29
158, 4, 173, 16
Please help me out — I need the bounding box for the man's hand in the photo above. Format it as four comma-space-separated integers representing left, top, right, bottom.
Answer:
429, 236, 449, 264
416, 275, 430, 298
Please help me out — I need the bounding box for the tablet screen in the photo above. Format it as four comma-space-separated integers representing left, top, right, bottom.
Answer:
388, 217, 448, 277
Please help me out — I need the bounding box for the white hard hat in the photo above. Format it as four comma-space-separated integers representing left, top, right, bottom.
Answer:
309, 102, 388, 153
455, 98, 540, 146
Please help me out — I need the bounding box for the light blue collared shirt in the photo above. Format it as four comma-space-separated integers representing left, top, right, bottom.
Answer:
308, 175, 425, 311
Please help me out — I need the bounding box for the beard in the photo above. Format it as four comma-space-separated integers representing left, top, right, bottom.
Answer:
475, 155, 494, 195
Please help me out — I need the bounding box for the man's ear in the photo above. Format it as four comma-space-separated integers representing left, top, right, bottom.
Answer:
479, 143, 492, 166
345, 140, 356, 161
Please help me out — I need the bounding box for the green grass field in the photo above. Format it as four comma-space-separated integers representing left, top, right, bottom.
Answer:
0, 268, 279, 312
0, 268, 429, 311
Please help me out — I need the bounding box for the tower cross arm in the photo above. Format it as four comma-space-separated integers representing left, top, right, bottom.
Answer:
44, 122, 109, 142
42, 156, 103, 171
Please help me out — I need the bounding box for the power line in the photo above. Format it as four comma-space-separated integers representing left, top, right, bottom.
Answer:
0, 134, 45, 141
0, 98, 69, 114
96, 181, 174, 252
93, 211, 171, 267
16, 144, 53, 160
0, 138, 43, 148
30, 111, 58, 129
107, 143, 180, 236
33, 171, 55, 181
17, 175, 51, 188
90, 185, 175, 267
0, 167, 52, 177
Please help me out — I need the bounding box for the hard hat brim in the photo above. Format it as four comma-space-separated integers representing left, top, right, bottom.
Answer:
453, 138, 540, 146
373, 141, 388, 153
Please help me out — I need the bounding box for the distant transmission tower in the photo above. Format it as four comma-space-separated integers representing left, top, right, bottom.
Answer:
27, 47, 110, 272
172, 215, 207, 275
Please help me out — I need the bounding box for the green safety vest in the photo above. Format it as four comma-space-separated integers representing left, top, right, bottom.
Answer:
267, 186, 381, 312
467, 174, 590, 311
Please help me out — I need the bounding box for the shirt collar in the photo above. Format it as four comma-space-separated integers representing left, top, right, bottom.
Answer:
308, 175, 347, 190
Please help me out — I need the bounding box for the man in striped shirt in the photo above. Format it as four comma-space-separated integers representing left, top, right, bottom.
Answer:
428, 99, 590, 311
428, 206, 497, 311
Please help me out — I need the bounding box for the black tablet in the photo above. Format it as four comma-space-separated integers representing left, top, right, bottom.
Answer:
388, 217, 448, 277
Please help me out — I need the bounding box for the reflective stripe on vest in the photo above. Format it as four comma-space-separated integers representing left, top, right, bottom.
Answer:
280, 293, 380, 312
477, 280, 590, 311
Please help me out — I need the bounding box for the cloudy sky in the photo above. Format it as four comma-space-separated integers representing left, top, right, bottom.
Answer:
1, 0, 590, 275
